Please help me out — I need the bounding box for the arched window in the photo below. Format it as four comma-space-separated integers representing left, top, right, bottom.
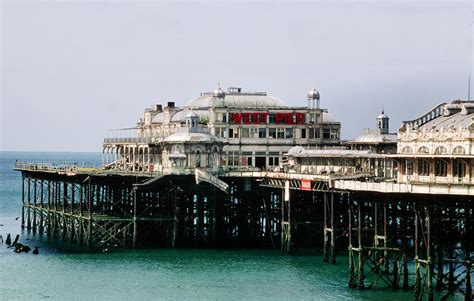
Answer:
401, 146, 413, 154
418, 159, 430, 176
435, 159, 448, 177
453, 146, 465, 155
434, 146, 447, 155
417, 146, 429, 154
453, 159, 467, 179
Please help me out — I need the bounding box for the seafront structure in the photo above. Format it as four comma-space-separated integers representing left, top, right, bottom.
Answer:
102, 86, 341, 172
15, 88, 473, 301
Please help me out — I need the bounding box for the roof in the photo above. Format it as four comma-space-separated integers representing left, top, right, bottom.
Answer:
171, 109, 209, 122
163, 132, 219, 143
352, 131, 397, 144
322, 112, 339, 123
287, 146, 382, 158
185, 92, 286, 109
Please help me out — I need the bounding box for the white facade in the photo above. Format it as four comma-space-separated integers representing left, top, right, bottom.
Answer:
102, 86, 341, 172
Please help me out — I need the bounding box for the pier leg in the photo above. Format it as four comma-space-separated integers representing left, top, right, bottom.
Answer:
464, 206, 472, 301
281, 181, 291, 254
414, 208, 421, 301
402, 204, 409, 290
133, 188, 137, 248
33, 179, 37, 233
39, 180, 44, 234
348, 199, 356, 288
357, 202, 365, 289
330, 192, 336, 264
323, 192, 329, 262
21, 177, 25, 229
27, 177, 31, 230
426, 207, 433, 301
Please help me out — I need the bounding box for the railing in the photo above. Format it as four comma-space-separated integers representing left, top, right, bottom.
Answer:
15, 162, 79, 174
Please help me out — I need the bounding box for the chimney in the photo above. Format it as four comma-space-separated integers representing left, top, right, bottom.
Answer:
167, 102, 175, 108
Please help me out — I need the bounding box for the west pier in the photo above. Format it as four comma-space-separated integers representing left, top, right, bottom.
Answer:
14, 87, 473, 300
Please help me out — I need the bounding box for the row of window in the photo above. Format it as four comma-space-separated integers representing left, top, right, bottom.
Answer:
214, 127, 339, 139
403, 159, 467, 177
216, 112, 320, 124
401, 145, 466, 155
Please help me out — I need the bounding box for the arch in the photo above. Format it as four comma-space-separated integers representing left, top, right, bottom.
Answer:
453, 146, 465, 155
417, 146, 429, 154
434, 146, 447, 155
401, 146, 413, 154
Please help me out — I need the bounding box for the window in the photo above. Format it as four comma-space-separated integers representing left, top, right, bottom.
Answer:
434, 146, 447, 155
301, 129, 306, 139
435, 159, 448, 177
418, 159, 430, 176
250, 128, 258, 138
405, 160, 413, 175
323, 128, 330, 139
222, 113, 227, 123
330, 130, 338, 139
401, 146, 413, 154
277, 128, 285, 139
259, 128, 266, 138
417, 146, 429, 154
220, 129, 226, 138
285, 128, 293, 139
215, 128, 221, 137
269, 114, 276, 124
229, 128, 233, 138
453, 146, 465, 155
454, 159, 466, 178
269, 157, 279, 166
269, 128, 276, 138
241, 128, 250, 138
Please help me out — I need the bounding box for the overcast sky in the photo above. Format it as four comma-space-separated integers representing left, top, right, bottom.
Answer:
1, 0, 473, 152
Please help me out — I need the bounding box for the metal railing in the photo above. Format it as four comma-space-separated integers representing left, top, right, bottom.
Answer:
15, 162, 79, 174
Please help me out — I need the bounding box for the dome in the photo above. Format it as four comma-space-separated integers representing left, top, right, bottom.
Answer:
213, 86, 225, 98
186, 111, 198, 118
186, 94, 286, 109
307, 88, 320, 100
377, 111, 389, 119
322, 112, 338, 123
163, 132, 219, 143
171, 109, 209, 122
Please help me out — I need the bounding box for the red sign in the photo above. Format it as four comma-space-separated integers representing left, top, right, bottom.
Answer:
230, 112, 305, 125
301, 179, 312, 191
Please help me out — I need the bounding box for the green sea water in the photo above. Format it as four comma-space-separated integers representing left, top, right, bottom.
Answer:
0, 152, 459, 300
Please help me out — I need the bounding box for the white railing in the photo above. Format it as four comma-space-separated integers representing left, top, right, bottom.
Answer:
15, 162, 79, 174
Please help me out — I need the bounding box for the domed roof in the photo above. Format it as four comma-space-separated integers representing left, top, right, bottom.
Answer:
186, 93, 286, 109
171, 109, 209, 122
307, 88, 320, 100
322, 112, 338, 123
377, 111, 389, 119
163, 132, 219, 143
213, 86, 225, 98
186, 111, 198, 118
354, 132, 397, 143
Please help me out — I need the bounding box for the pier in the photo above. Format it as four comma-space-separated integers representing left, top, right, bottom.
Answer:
14, 87, 474, 300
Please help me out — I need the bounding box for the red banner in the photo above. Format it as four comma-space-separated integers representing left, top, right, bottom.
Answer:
301, 179, 312, 191
230, 112, 305, 125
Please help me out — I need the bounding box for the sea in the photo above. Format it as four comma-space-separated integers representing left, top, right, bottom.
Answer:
0, 151, 455, 300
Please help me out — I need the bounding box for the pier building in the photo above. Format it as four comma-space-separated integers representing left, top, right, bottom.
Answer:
14, 92, 473, 301
103, 86, 341, 172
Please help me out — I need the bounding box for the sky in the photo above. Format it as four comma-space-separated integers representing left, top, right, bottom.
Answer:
1, 0, 473, 152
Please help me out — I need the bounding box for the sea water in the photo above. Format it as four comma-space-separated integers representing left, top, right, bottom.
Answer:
0, 151, 452, 300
